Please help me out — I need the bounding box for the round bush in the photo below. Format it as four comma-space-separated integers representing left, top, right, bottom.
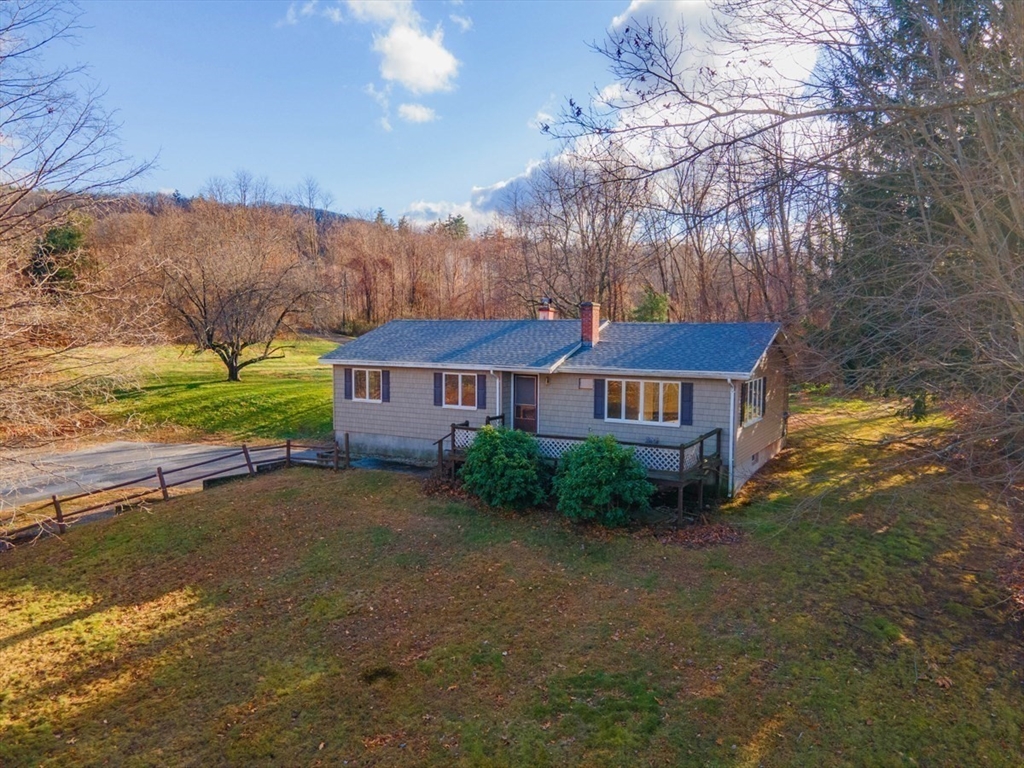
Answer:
459, 426, 549, 509
553, 435, 655, 527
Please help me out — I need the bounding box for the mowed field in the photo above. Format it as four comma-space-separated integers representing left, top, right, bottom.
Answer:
1, 399, 1021, 766
87, 339, 337, 442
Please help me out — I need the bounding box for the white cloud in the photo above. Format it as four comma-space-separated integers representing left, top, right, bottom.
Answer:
449, 13, 472, 32
364, 82, 390, 109
586, 0, 821, 172
278, 0, 325, 27
373, 24, 459, 94
403, 200, 496, 233
346, 0, 418, 25
279, 1, 460, 126
310, 1, 462, 127
279, 2, 299, 26
398, 103, 438, 123
322, 5, 344, 23
402, 160, 548, 231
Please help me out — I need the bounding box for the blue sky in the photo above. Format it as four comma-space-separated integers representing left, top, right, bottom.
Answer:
48, 0, 648, 229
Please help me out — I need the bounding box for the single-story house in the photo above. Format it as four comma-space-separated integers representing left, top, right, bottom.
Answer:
319, 303, 787, 496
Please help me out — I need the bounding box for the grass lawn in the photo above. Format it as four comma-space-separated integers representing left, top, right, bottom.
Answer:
87, 339, 336, 442
1, 397, 1021, 766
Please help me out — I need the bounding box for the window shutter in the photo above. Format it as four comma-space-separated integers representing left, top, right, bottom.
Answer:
680, 382, 693, 426
381, 370, 390, 403
433, 372, 443, 406
760, 377, 767, 414
343, 368, 352, 400
476, 374, 487, 409
593, 379, 605, 419
740, 381, 748, 423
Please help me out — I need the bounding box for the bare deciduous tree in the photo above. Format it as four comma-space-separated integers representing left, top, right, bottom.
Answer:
500, 156, 653, 320
156, 196, 318, 381
0, 0, 154, 444
0, 1, 149, 245
552, 0, 1024, 479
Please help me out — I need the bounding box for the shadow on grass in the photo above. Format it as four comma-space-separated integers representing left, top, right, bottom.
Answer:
2, 416, 1022, 768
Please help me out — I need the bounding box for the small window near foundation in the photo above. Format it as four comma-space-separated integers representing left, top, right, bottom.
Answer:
751, 452, 759, 465
578, 378, 594, 390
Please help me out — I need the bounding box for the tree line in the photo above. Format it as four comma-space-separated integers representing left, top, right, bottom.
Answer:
3, 0, 1023, 489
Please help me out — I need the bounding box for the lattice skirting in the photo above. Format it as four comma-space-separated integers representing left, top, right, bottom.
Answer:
455, 430, 706, 476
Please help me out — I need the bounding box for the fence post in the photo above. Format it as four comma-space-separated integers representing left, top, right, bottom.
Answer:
156, 466, 169, 500
242, 444, 256, 476
450, 424, 456, 452
344, 432, 351, 469
437, 441, 444, 475
285, 439, 292, 468
52, 495, 66, 535
333, 438, 340, 471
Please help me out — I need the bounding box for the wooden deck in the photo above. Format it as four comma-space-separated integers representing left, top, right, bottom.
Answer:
434, 420, 724, 520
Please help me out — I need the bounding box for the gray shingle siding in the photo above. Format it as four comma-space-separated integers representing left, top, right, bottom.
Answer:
324, 318, 786, 491
333, 366, 501, 461
534, 374, 731, 448
732, 345, 788, 492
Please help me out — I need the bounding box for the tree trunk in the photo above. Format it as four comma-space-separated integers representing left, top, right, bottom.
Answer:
225, 356, 241, 382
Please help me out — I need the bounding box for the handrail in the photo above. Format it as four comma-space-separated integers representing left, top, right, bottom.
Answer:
446, 424, 723, 457
159, 448, 247, 476
679, 428, 723, 452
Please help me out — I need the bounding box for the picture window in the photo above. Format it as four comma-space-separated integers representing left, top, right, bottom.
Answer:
605, 379, 680, 426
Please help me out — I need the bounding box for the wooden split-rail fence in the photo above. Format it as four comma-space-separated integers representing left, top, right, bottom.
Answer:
1, 437, 352, 546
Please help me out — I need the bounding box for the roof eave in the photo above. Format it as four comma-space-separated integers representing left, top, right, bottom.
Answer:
743, 326, 784, 377
320, 358, 565, 372
557, 366, 755, 380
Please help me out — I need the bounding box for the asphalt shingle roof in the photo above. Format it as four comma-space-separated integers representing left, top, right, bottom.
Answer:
321, 319, 780, 377
559, 322, 780, 376
319, 319, 582, 370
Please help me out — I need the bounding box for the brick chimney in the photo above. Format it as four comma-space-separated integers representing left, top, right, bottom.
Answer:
537, 297, 557, 320
580, 302, 600, 346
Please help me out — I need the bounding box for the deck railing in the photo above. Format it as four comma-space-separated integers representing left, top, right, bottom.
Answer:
436, 419, 722, 483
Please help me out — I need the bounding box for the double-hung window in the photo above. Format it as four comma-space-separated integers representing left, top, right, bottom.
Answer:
353, 368, 383, 402
743, 377, 765, 425
605, 379, 680, 426
443, 372, 477, 409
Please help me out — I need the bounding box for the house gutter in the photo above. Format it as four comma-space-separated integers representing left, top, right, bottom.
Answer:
319, 357, 581, 375
727, 378, 736, 498
557, 366, 753, 380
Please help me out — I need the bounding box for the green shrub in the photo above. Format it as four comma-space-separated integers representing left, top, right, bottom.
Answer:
553, 435, 655, 527
459, 426, 549, 509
